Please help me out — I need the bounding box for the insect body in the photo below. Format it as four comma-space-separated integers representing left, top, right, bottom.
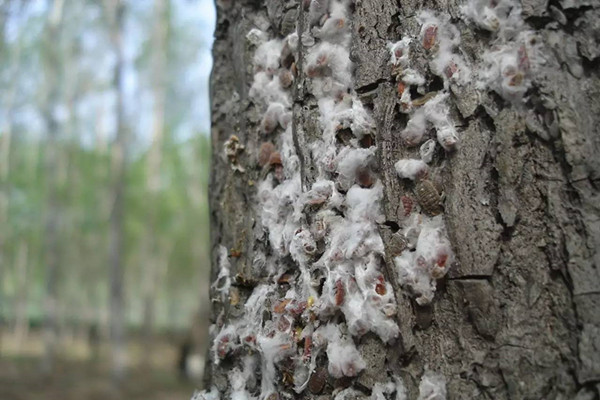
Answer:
415, 179, 444, 216
308, 367, 328, 394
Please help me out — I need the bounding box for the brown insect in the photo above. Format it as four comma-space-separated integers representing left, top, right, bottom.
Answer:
216, 335, 230, 359
414, 179, 444, 216
267, 151, 285, 182
335, 279, 345, 306
397, 81, 406, 96
279, 68, 293, 88
303, 336, 312, 360
355, 166, 374, 188
444, 60, 458, 78
261, 113, 278, 134
436, 252, 448, 267
274, 299, 291, 313
375, 275, 387, 295
308, 367, 328, 394
259, 142, 276, 167
388, 231, 408, 256
269, 151, 282, 166
401, 195, 413, 216
394, 47, 403, 59
281, 9, 297, 36
422, 25, 438, 50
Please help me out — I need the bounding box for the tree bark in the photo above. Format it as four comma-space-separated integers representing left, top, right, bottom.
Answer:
202, 0, 600, 399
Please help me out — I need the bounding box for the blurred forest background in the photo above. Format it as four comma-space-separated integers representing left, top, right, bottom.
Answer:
0, 0, 214, 399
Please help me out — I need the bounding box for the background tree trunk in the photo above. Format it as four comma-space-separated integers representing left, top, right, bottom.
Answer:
41, 0, 65, 375
106, 0, 128, 384
142, 0, 169, 344
204, 0, 600, 399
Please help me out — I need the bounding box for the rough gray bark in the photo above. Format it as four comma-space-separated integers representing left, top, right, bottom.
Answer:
204, 0, 600, 399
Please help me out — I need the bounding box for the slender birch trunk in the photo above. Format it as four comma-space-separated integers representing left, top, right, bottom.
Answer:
106, 0, 127, 383
142, 0, 169, 341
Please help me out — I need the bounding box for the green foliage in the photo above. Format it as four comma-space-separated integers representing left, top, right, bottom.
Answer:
0, 0, 212, 330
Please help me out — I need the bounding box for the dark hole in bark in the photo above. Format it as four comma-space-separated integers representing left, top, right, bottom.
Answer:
429, 75, 444, 92
383, 220, 400, 232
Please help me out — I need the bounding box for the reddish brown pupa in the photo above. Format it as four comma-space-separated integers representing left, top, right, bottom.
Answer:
244, 335, 256, 344
397, 81, 406, 96
261, 114, 278, 134
444, 60, 458, 78
269, 151, 282, 166
401, 195, 413, 216
279, 69, 293, 88
217, 336, 230, 359
356, 166, 374, 188
336, 18, 345, 28
335, 279, 345, 306
303, 336, 312, 360
274, 298, 291, 313
375, 278, 387, 296
394, 47, 403, 59
422, 25, 438, 50
436, 253, 448, 267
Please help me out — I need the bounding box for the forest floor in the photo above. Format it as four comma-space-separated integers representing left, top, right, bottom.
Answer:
0, 331, 203, 400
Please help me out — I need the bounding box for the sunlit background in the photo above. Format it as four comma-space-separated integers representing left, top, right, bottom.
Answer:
0, 0, 215, 398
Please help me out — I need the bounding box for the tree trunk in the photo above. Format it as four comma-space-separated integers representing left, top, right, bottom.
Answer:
201, 0, 600, 399
13, 241, 29, 352
106, 0, 127, 383
142, 0, 169, 343
41, 0, 65, 375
